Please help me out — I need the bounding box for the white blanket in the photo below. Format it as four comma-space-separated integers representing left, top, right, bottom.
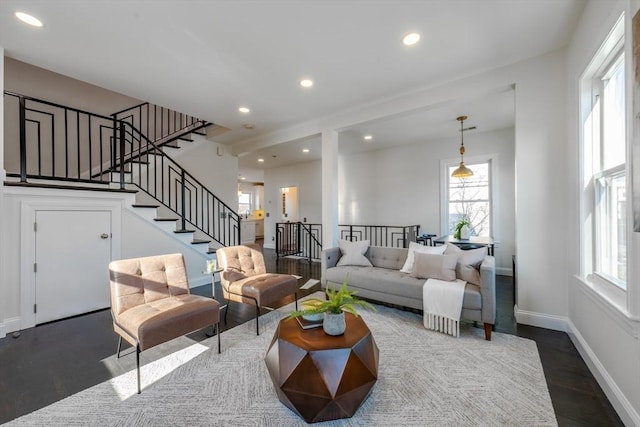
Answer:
423, 278, 466, 337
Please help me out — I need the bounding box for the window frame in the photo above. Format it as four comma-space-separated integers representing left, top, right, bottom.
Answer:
440, 154, 497, 238
579, 12, 628, 307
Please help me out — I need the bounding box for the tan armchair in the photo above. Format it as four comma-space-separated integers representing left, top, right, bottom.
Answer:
216, 244, 298, 335
109, 253, 221, 394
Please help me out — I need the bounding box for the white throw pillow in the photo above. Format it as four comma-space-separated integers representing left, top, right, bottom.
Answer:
410, 252, 457, 281
400, 241, 446, 273
444, 243, 487, 285
336, 239, 373, 267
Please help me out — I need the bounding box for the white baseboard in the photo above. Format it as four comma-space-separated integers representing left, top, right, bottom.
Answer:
514, 306, 568, 331
0, 317, 21, 340
567, 319, 640, 427
189, 276, 211, 289
263, 243, 275, 249
496, 267, 513, 276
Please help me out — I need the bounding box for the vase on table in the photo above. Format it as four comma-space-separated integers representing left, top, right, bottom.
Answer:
460, 224, 470, 240
323, 312, 346, 336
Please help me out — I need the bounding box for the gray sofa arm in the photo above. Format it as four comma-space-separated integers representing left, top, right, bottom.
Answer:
321, 247, 341, 288
479, 255, 496, 325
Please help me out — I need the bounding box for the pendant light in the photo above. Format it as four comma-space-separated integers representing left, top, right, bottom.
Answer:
451, 115, 474, 178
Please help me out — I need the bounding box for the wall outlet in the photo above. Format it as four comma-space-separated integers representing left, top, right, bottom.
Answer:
272, 236, 275, 241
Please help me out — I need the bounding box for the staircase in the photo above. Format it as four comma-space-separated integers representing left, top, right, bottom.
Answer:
3, 91, 240, 253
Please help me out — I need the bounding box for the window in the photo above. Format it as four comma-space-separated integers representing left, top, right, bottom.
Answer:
581, 15, 627, 292
238, 192, 252, 216
446, 161, 491, 237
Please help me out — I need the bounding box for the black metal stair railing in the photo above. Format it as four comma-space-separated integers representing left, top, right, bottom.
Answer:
116, 122, 240, 247
338, 224, 420, 248
276, 222, 322, 261
3, 91, 241, 248
112, 102, 210, 147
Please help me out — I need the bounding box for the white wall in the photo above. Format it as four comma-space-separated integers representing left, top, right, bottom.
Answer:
263, 160, 322, 248
165, 134, 238, 209
338, 127, 515, 272
0, 48, 6, 338
566, 0, 640, 425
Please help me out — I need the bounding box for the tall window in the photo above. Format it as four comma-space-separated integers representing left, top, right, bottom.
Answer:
582, 15, 626, 292
594, 53, 627, 287
238, 192, 252, 216
446, 161, 491, 236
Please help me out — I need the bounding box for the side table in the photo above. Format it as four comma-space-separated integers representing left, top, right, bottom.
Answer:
264, 313, 378, 423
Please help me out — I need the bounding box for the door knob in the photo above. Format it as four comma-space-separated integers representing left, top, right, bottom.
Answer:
100, 233, 109, 239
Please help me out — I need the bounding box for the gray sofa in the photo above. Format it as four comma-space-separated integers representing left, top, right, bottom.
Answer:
321, 245, 496, 340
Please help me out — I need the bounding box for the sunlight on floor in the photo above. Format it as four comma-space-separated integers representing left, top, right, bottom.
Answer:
102, 342, 210, 401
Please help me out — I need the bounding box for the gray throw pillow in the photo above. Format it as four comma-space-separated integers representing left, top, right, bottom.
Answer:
337, 239, 373, 267
410, 252, 457, 281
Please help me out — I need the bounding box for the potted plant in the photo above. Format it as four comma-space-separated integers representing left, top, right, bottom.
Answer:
288, 278, 375, 335
453, 218, 471, 240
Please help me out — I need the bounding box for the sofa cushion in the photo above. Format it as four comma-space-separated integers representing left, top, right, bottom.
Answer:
367, 246, 408, 270
337, 239, 373, 267
325, 265, 482, 310
399, 242, 446, 273
444, 243, 486, 286
410, 253, 457, 281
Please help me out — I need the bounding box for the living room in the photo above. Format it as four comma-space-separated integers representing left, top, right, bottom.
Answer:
0, 0, 639, 425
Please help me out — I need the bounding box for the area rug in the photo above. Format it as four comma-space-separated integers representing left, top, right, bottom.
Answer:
7, 294, 557, 426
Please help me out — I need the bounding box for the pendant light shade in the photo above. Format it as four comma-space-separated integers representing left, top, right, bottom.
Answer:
451, 115, 474, 178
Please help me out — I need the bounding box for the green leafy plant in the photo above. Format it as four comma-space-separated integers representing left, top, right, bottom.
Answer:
288, 278, 376, 319
453, 218, 471, 239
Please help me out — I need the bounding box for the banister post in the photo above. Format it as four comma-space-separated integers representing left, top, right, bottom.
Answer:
118, 123, 126, 190
19, 96, 27, 182
180, 169, 186, 231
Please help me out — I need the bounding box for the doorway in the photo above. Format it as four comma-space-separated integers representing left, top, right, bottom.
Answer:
280, 186, 298, 222
34, 210, 112, 324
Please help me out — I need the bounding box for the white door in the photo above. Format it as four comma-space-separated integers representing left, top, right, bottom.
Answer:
35, 210, 112, 324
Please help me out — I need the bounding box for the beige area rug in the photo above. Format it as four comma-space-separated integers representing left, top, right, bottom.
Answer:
7, 293, 557, 426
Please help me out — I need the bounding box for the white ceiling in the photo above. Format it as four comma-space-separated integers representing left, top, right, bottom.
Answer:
0, 0, 585, 178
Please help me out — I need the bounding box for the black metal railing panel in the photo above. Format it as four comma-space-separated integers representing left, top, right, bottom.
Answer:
276, 222, 322, 262
112, 102, 208, 146
338, 224, 420, 248
4, 92, 116, 185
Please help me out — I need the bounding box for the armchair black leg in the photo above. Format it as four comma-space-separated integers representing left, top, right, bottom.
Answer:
136, 344, 141, 394
294, 291, 298, 310
217, 323, 221, 354
255, 304, 260, 336
116, 336, 122, 359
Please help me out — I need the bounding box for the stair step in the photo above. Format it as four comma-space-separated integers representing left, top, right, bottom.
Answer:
178, 137, 193, 142
192, 130, 206, 136
174, 229, 195, 234
154, 218, 178, 222
3, 181, 136, 193
132, 204, 159, 209
191, 239, 211, 245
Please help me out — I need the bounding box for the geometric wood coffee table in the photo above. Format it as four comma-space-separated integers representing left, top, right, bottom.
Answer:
264, 313, 379, 423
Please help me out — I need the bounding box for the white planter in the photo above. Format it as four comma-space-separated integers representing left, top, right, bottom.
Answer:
460, 224, 470, 240
323, 312, 346, 336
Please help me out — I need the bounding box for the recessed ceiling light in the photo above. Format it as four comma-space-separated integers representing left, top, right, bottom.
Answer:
364, 135, 373, 141
302, 148, 310, 153
15, 11, 43, 27
240, 176, 246, 180
300, 79, 314, 88
238, 107, 250, 114
402, 32, 420, 46
258, 158, 264, 162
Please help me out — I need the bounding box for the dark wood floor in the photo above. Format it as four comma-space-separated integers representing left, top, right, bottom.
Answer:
0, 249, 623, 426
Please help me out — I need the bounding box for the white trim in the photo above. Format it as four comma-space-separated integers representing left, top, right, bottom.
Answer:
0, 317, 20, 340
495, 267, 513, 276
567, 318, 640, 427
514, 306, 568, 331
263, 242, 276, 249
573, 275, 639, 337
